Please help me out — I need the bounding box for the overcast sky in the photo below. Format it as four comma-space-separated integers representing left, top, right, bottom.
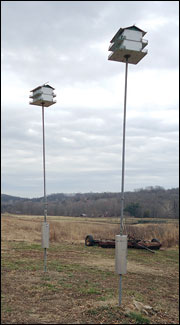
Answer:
2, 1, 179, 198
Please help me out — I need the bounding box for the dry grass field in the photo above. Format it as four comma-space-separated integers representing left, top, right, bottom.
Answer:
1, 214, 179, 324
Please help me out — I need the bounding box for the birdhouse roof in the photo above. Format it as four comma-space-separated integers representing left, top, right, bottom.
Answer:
110, 25, 146, 43
30, 84, 55, 92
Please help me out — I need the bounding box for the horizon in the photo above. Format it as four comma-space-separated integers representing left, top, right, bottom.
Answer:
2, 185, 179, 200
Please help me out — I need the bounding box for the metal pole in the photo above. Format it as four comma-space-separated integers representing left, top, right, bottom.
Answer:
119, 273, 122, 306
120, 55, 129, 235
119, 54, 129, 306
42, 103, 47, 272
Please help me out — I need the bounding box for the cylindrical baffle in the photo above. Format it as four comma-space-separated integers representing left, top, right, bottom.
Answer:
42, 222, 49, 249
115, 235, 127, 274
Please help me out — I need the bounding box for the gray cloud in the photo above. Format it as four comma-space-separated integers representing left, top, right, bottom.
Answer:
2, 1, 178, 85
2, 1, 179, 197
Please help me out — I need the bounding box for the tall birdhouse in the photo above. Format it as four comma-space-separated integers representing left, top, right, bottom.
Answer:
108, 25, 148, 64
29, 84, 56, 107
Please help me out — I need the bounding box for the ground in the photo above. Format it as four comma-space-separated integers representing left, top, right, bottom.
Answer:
1, 215, 179, 324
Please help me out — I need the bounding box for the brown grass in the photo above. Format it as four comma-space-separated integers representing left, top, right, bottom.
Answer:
1, 215, 41, 242
124, 224, 179, 248
49, 220, 117, 243
1, 214, 179, 248
49, 219, 179, 248
1, 215, 179, 324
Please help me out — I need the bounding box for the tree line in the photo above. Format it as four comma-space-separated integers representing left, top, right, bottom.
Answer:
1, 186, 179, 219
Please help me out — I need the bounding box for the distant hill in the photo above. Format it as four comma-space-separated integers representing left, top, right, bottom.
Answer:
1, 194, 29, 202
1, 193, 76, 203
1, 187, 179, 219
